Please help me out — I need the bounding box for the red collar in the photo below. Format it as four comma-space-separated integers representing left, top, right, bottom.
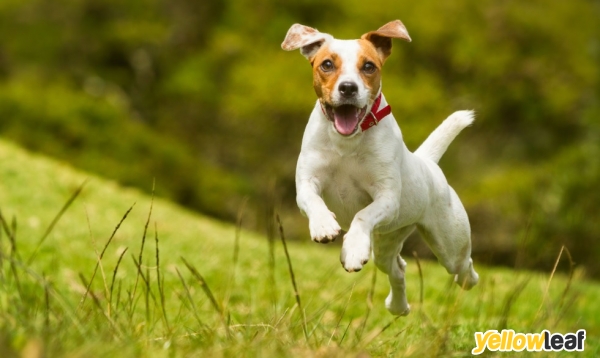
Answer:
360, 94, 391, 131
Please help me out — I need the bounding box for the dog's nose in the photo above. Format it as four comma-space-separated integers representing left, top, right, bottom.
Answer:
338, 81, 358, 98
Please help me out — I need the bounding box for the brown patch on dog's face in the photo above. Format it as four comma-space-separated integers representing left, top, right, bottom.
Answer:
310, 45, 343, 104
356, 39, 383, 104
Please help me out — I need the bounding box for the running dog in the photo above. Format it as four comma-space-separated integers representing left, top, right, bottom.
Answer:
282, 20, 479, 315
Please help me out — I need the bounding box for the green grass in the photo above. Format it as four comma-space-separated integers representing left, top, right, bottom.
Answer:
0, 138, 598, 357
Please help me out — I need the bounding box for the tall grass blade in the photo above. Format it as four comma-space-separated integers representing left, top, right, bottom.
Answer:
78, 272, 124, 340
557, 246, 575, 309
534, 245, 576, 327
328, 282, 355, 346
43, 272, 50, 337
0, 211, 23, 298
10, 216, 18, 259
145, 261, 151, 334
175, 267, 206, 330
181, 257, 231, 339
225, 197, 248, 309
412, 251, 424, 306
132, 180, 155, 302
79, 203, 135, 308
358, 316, 399, 348
276, 214, 309, 344
534, 245, 565, 324
109, 247, 128, 315
266, 185, 277, 306
28, 179, 87, 264
155, 223, 170, 332
356, 258, 378, 342
131, 254, 158, 307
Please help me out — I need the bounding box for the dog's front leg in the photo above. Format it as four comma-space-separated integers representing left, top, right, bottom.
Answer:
296, 178, 341, 243
341, 190, 400, 272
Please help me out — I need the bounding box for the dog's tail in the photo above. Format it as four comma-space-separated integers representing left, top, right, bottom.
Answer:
414, 110, 475, 164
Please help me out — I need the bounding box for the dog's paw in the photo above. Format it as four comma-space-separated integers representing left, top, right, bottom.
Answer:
454, 259, 479, 290
309, 212, 341, 243
340, 231, 371, 272
385, 293, 411, 316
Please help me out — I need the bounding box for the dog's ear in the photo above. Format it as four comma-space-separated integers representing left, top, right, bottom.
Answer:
361, 20, 411, 63
281, 24, 333, 60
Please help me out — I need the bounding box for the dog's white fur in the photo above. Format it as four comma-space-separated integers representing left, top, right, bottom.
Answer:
282, 21, 478, 316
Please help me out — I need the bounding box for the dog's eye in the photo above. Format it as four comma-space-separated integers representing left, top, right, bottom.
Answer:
320, 60, 334, 72
362, 62, 376, 74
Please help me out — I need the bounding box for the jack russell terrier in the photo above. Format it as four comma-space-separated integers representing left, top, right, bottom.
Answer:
281, 20, 479, 315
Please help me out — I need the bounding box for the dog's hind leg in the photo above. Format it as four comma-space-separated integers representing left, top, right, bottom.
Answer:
373, 226, 415, 315
417, 188, 479, 290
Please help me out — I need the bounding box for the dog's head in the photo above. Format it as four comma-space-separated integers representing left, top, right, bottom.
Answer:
282, 21, 411, 136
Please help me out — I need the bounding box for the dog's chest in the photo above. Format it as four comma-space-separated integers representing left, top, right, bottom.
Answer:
319, 154, 374, 228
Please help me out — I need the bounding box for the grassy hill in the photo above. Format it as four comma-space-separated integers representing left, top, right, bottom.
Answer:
0, 138, 598, 357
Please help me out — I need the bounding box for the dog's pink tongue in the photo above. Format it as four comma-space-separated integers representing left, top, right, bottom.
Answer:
333, 105, 359, 135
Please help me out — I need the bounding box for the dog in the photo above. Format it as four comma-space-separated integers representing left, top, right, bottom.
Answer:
281, 20, 479, 316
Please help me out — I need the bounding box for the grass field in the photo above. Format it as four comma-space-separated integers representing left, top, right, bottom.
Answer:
0, 138, 598, 357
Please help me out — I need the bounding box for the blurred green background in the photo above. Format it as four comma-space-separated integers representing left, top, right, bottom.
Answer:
0, 0, 599, 277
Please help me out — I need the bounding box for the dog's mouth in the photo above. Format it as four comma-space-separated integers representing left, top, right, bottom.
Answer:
323, 103, 368, 136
